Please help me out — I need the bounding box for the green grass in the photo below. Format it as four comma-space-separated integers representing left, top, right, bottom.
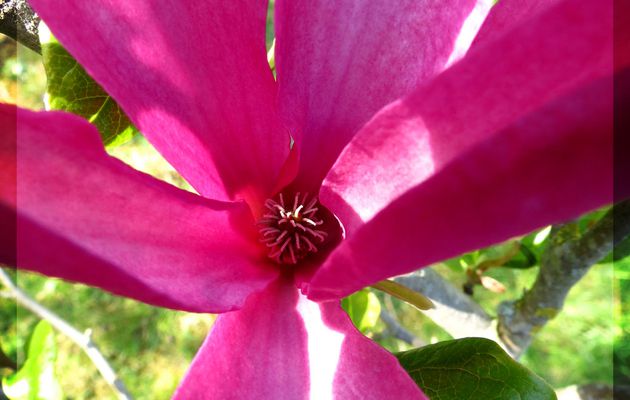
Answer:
521, 263, 613, 387
2, 273, 213, 399
614, 256, 630, 387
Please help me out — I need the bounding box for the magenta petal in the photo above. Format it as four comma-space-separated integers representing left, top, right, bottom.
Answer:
174, 278, 425, 399
29, 0, 289, 203
315, 302, 427, 399
0, 104, 277, 312
472, 0, 558, 47
0, 105, 16, 266
275, 0, 492, 190
308, 75, 613, 301
173, 278, 309, 399
321, 0, 613, 235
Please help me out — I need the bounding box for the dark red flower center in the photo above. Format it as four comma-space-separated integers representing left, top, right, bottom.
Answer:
257, 192, 328, 264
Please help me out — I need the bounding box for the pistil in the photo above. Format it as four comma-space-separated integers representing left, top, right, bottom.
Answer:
257, 192, 328, 264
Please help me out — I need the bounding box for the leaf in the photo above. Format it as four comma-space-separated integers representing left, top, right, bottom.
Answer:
502, 244, 538, 269
40, 26, 137, 147
2, 321, 63, 400
341, 289, 381, 333
614, 234, 630, 261
396, 338, 557, 400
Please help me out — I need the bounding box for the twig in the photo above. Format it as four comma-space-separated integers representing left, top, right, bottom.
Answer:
464, 241, 519, 294
0, 0, 41, 54
475, 242, 521, 272
0, 268, 133, 400
497, 200, 630, 357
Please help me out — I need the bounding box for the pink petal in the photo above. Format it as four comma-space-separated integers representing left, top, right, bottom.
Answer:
471, 0, 559, 47
173, 278, 309, 399
616, 2, 630, 70
616, 68, 630, 200
274, 0, 492, 191
0, 105, 16, 265
321, 0, 613, 235
0, 104, 277, 313
315, 301, 427, 399
308, 75, 613, 301
0, 204, 15, 266
174, 278, 425, 399
29, 0, 290, 205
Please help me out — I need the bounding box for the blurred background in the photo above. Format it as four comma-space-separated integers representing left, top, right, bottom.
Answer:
0, 5, 628, 399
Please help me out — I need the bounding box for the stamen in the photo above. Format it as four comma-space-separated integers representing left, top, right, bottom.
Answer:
293, 192, 300, 212
302, 218, 317, 227
273, 230, 288, 245
288, 245, 297, 264
305, 227, 327, 241
257, 192, 327, 265
301, 236, 318, 252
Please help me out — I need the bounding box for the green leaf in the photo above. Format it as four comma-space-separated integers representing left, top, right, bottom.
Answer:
614, 234, 630, 261
396, 338, 556, 400
341, 289, 381, 333
40, 26, 137, 147
502, 244, 538, 269
2, 321, 63, 400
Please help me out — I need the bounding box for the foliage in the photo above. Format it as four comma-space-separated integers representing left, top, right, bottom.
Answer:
396, 338, 556, 400
40, 29, 137, 147
0, 36, 45, 108
2, 321, 62, 400
1, 274, 213, 399
341, 289, 381, 333
614, 256, 630, 387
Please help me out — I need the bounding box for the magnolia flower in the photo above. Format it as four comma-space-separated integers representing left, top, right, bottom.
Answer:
0, 0, 620, 398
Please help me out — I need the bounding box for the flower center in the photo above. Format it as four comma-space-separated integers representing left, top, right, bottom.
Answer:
257, 192, 328, 265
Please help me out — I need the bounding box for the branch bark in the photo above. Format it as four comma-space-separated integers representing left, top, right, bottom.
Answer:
497, 200, 630, 357
0, 268, 133, 400
394, 268, 498, 342
379, 310, 425, 347
388, 200, 630, 359
0, 0, 41, 54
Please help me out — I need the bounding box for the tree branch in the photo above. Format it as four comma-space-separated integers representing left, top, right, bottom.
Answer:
497, 200, 630, 357
0, 268, 133, 400
379, 310, 425, 347
394, 268, 498, 342
0, 0, 41, 54
388, 200, 630, 358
